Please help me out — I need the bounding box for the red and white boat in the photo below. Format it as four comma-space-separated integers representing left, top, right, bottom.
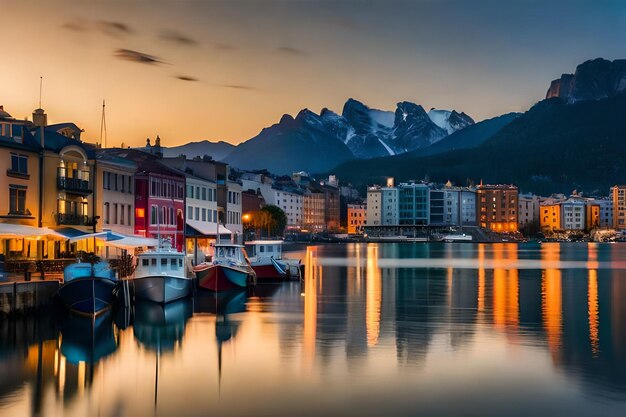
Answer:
244, 240, 303, 281
193, 243, 256, 292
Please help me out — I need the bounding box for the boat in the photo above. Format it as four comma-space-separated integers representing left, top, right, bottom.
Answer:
443, 234, 473, 242
57, 261, 118, 316
244, 240, 303, 281
133, 240, 193, 304
193, 243, 256, 292
59, 310, 117, 366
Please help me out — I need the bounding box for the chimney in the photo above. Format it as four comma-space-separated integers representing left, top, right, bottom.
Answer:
32, 108, 47, 127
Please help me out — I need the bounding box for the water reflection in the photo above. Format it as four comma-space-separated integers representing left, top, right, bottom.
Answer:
1, 243, 626, 416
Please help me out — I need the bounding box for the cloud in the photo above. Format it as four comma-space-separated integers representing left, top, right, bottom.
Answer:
114, 49, 165, 65
158, 29, 197, 46
62, 20, 89, 32
219, 84, 257, 91
276, 46, 307, 56
175, 75, 199, 82
97, 20, 133, 37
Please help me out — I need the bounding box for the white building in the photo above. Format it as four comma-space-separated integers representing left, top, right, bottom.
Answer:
242, 176, 304, 227
185, 175, 219, 236
594, 198, 613, 229
96, 153, 136, 236
459, 189, 477, 226
366, 187, 382, 226
381, 187, 399, 225
226, 181, 243, 237
561, 198, 586, 230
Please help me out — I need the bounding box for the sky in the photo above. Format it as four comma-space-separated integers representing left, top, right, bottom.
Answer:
1, 0, 626, 147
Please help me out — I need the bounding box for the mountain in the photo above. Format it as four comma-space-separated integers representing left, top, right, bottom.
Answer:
546, 58, 626, 103
222, 98, 474, 174
162, 140, 235, 160
400, 112, 519, 158
331, 94, 626, 195
427, 109, 475, 135
223, 110, 355, 174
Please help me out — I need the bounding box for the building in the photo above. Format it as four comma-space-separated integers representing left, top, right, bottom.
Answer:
398, 182, 429, 225
380, 186, 399, 226
108, 149, 186, 252
585, 202, 600, 231
347, 204, 366, 234
429, 189, 445, 225
540, 199, 562, 232
303, 189, 325, 231
560, 198, 586, 230
518, 193, 540, 229
226, 180, 242, 236
476, 184, 518, 232
366, 186, 382, 226
95, 152, 136, 236
612, 185, 626, 229
594, 198, 613, 228
241, 172, 304, 228
459, 189, 477, 226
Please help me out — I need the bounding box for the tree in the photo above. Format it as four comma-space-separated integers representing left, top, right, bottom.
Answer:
261, 205, 287, 237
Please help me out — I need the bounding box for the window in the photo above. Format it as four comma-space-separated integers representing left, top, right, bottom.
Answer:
151, 258, 157, 266
120, 204, 125, 225
187, 185, 193, 199
142, 259, 149, 266
104, 202, 110, 224
188, 206, 193, 220
128, 176, 132, 194
127, 205, 132, 226
170, 207, 174, 225
151, 205, 158, 225
113, 174, 118, 191
120, 175, 125, 192
10, 154, 28, 175
202, 208, 206, 221
171, 258, 179, 270
161, 258, 168, 267
113, 203, 118, 224
9, 186, 26, 214
195, 207, 199, 221
103, 171, 109, 190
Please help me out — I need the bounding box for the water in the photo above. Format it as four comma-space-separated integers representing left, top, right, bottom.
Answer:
2, 242, 626, 417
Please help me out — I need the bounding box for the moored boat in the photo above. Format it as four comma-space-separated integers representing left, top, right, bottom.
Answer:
57, 261, 118, 316
194, 243, 256, 292
244, 240, 302, 281
133, 240, 193, 304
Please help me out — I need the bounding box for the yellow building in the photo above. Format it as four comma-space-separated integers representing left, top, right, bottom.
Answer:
540, 203, 561, 232
586, 204, 600, 231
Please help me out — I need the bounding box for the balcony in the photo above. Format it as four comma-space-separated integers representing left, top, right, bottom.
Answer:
57, 175, 92, 195
56, 213, 94, 226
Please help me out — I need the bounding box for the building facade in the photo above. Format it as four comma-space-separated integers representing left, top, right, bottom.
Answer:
96, 152, 136, 236
476, 184, 518, 232
398, 182, 429, 225
347, 204, 366, 234
612, 185, 626, 229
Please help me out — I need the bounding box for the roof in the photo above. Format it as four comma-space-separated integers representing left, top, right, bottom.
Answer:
244, 240, 284, 245
186, 220, 232, 237
105, 148, 186, 178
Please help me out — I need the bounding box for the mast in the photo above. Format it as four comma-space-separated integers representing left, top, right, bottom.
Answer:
100, 100, 107, 148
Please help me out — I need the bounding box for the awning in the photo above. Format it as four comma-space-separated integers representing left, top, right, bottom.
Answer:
56, 227, 88, 239
106, 236, 159, 249
0, 223, 66, 240
186, 220, 231, 237
68, 231, 126, 243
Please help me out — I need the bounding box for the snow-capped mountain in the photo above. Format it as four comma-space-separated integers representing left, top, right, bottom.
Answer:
220, 98, 475, 174
428, 109, 475, 135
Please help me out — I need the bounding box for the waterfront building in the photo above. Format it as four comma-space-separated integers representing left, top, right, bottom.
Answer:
241, 172, 304, 228
366, 186, 382, 226
518, 193, 540, 229
226, 180, 242, 236
398, 182, 429, 225
593, 198, 613, 228
611, 185, 626, 229
585, 202, 601, 231
540, 199, 562, 232
109, 148, 186, 251
560, 198, 586, 230
381, 186, 399, 226
459, 189, 477, 226
429, 189, 445, 225
95, 152, 136, 236
303, 189, 325, 231
476, 184, 518, 232
347, 204, 366, 234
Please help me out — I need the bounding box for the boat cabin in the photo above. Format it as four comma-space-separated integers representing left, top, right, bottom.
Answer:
244, 240, 283, 261
135, 251, 186, 278
213, 243, 250, 266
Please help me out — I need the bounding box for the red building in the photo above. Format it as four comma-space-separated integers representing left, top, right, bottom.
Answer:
107, 149, 186, 251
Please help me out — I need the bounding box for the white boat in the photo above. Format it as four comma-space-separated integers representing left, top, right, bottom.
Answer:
244, 240, 302, 281
133, 240, 193, 304
443, 234, 473, 242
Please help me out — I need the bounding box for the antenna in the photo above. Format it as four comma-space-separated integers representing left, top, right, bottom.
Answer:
39, 77, 43, 108
100, 100, 107, 148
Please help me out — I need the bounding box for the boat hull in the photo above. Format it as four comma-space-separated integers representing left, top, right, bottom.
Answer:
252, 262, 287, 281
133, 275, 192, 304
196, 264, 253, 292
57, 278, 117, 316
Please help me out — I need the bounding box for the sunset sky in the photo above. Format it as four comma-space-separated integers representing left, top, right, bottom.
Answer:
1, 0, 626, 147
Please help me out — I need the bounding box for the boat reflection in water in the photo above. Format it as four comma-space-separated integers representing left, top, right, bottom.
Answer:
133, 299, 193, 352
59, 311, 117, 367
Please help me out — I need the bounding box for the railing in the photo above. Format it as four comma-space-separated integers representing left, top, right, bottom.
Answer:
57, 176, 92, 193
56, 213, 93, 226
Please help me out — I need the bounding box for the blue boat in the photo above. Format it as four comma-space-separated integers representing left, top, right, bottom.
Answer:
57, 262, 118, 316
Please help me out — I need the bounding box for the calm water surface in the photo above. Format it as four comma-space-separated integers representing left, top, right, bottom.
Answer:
2, 242, 626, 417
